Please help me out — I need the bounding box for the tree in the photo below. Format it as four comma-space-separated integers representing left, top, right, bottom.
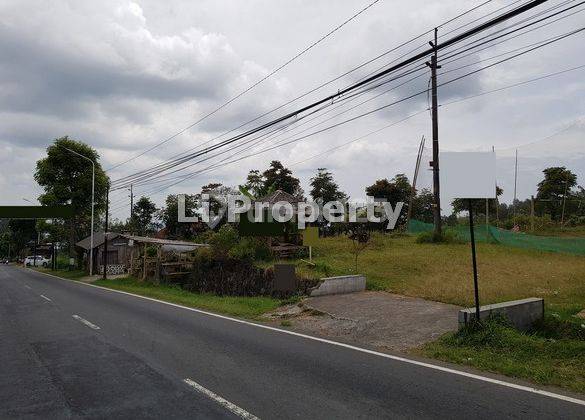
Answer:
346, 224, 371, 272
365, 174, 411, 227
451, 186, 503, 219
260, 161, 304, 198
7, 220, 37, 257
537, 167, 578, 221
410, 188, 434, 223
309, 168, 348, 203
244, 170, 264, 197
159, 194, 198, 239
34, 136, 109, 261
131, 196, 158, 235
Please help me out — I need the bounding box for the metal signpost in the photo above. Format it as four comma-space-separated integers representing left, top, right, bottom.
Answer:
440, 151, 497, 323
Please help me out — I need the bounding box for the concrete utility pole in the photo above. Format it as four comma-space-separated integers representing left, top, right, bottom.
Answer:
513, 149, 518, 225
428, 28, 442, 236
561, 172, 570, 225
530, 195, 535, 232
103, 186, 109, 280
129, 184, 134, 220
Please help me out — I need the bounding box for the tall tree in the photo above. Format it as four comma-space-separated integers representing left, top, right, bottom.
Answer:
536, 167, 577, 221
410, 188, 435, 224
365, 174, 411, 227
159, 194, 198, 239
7, 220, 36, 257
260, 161, 303, 198
131, 196, 158, 236
34, 136, 109, 261
310, 168, 348, 203
244, 170, 263, 197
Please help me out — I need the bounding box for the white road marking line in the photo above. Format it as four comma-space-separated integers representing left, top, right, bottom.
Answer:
184, 378, 260, 420
40, 294, 52, 302
72, 314, 100, 330
24, 285, 31, 289
30, 268, 585, 407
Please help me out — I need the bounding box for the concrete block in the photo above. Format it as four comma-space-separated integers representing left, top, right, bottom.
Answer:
310, 275, 366, 297
459, 297, 544, 331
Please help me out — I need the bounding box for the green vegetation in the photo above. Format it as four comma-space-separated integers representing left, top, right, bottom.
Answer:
288, 233, 584, 392
276, 233, 585, 315
415, 229, 464, 244
32, 267, 283, 319
35, 267, 87, 280
92, 277, 283, 319
420, 317, 585, 394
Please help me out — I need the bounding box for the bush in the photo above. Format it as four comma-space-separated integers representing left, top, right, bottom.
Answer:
502, 214, 554, 231
209, 224, 239, 257
415, 229, 463, 244
229, 237, 272, 261
184, 257, 274, 296
566, 215, 585, 227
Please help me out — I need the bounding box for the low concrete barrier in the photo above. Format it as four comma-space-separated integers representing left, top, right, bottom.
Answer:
459, 297, 544, 331
310, 275, 366, 297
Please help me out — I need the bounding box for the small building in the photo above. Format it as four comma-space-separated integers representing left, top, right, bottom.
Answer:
76, 232, 207, 280
251, 189, 307, 258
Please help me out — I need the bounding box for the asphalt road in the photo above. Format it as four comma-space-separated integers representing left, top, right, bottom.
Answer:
1, 265, 583, 419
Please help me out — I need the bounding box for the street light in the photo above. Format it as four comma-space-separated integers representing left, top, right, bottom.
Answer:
61, 147, 95, 276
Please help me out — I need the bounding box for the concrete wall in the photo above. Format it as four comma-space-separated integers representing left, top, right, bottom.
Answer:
459, 297, 544, 331
310, 275, 366, 297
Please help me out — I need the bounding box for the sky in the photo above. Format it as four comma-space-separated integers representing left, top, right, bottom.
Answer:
0, 0, 583, 221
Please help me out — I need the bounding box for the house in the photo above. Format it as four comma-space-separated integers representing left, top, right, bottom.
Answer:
76, 233, 207, 279
250, 189, 307, 258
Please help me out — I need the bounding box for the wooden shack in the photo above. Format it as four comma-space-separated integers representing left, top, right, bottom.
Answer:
76, 233, 207, 280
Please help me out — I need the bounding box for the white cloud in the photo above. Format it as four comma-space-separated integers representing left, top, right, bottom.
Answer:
0, 0, 583, 219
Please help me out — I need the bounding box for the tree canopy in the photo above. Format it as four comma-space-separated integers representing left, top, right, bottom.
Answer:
34, 136, 109, 256
131, 196, 158, 236
537, 167, 578, 220
309, 168, 348, 203
244, 161, 304, 198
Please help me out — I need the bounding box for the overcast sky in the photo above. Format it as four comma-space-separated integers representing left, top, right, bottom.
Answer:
0, 0, 583, 220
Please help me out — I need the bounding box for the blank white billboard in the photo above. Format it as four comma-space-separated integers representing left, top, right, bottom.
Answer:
440, 152, 496, 199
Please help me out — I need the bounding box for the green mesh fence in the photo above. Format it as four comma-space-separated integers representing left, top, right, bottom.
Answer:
408, 219, 585, 256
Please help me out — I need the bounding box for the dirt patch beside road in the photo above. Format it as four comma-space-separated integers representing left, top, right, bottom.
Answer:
265, 291, 460, 352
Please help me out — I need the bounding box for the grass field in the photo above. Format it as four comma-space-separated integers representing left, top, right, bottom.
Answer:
284, 233, 584, 319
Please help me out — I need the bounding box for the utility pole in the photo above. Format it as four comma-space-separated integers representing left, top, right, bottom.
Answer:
103, 186, 109, 280
530, 195, 535, 232
406, 135, 425, 229
493, 146, 499, 227
513, 149, 518, 226
561, 173, 569, 226
129, 184, 134, 220
427, 28, 442, 236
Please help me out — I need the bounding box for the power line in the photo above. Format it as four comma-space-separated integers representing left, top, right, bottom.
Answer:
106, 0, 384, 171
111, 0, 551, 190
107, 2, 528, 186
290, 63, 585, 167
113, 36, 585, 205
